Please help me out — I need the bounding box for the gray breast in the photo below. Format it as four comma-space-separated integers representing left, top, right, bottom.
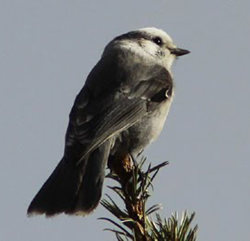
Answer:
113, 94, 174, 157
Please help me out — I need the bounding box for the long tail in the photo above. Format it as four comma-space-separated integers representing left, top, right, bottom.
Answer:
27, 142, 111, 217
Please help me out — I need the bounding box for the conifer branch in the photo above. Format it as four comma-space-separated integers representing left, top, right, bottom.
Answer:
100, 156, 198, 240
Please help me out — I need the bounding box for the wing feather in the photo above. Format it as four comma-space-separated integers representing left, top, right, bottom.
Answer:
64, 60, 173, 166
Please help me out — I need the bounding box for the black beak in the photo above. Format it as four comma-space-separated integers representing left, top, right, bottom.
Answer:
170, 48, 190, 56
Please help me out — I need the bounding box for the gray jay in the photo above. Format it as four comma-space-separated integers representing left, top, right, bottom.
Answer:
27, 27, 190, 216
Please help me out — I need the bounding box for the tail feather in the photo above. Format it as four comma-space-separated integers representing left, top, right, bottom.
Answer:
27, 141, 111, 217
27, 157, 83, 216
68, 144, 109, 215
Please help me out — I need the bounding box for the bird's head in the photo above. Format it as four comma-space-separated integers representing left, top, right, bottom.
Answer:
103, 27, 190, 71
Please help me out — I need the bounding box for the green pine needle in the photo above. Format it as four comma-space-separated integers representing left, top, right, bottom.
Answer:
100, 158, 198, 241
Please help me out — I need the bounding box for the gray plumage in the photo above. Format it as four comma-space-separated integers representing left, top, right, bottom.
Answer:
27, 27, 190, 217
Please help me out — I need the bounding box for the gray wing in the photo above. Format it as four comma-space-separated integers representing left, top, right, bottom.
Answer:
64, 60, 173, 165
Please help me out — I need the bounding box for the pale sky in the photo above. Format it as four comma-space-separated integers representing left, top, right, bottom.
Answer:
1, 1, 250, 240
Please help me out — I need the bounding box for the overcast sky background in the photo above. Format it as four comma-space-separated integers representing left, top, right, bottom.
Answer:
1, 0, 250, 240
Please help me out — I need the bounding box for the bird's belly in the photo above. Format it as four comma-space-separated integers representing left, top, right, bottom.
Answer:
117, 98, 173, 156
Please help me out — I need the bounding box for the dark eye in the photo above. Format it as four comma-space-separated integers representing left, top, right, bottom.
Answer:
152, 37, 163, 46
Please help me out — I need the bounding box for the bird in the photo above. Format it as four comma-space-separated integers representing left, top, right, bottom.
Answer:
27, 27, 190, 217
